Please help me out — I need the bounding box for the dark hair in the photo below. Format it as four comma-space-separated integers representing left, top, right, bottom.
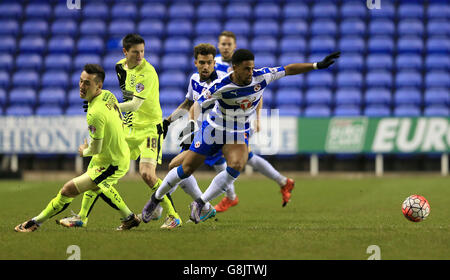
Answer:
83, 64, 105, 84
194, 43, 217, 59
218, 31, 236, 43
122, 33, 145, 51
231, 49, 254, 66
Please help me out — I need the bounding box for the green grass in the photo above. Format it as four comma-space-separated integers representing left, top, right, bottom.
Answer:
0, 175, 449, 260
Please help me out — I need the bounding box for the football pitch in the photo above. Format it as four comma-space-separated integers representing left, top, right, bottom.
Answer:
0, 174, 449, 260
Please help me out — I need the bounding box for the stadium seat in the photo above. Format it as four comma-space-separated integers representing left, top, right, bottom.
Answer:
278, 53, 305, 66
309, 36, 336, 53
254, 53, 276, 69
224, 20, 251, 37
426, 37, 450, 53
312, 3, 338, 19
77, 36, 104, 54
19, 36, 46, 54
424, 106, 449, 117
102, 53, 123, 71
278, 106, 302, 116
251, 36, 277, 53
261, 89, 273, 107
226, 4, 252, 19
364, 105, 391, 117
164, 37, 191, 54
304, 105, 331, 117
340, 2, 367, 19
425, 71, 450, 88
83, 3, 109, 20
80, 20, 106, 36
159, 87, 185, 106
0, 89, 6, 106
340, 19, 366, 36
336, 71, 363, 88
424, 88, 449, 106
53, 4, 81, 20
68, 88, 84, 106
8, 88, 37, 106
366, 71, 393, 88
310, 20, 337, 36
169, 3, 195, 19
398, 4, 423, 19
396, 71, 422, 89
0, 36, 16, 54
394, 105, 421, 117
398, 19, 424, 36
253, 20, 279, 37
425, 54, 450, 71
108, 20, 135, 37
305, 87, 332, 106
65, 105, 85, 115
0, 71, 10, 88
306, 72, 334, 88
368, 36, 394, 53
111, 3, 137, 19
275, 88, 303, 106
195, 20, 222, 36
166, 20, 193, 37
0, 54, 13, 71
338, 36, 365, 53
397, 36, 424, 54
0, 20, 19, 36
334, 105, 361, 116
280, 37, 306, 53
369, 19, 395, 36
366, 54, 393, 71
193, 36, 217, 47
22, 20, 49, 36
159, 71, 186, 88
335, 88, 362, 106
13, 71, 39, 89
394, 88, 422, 106
281, 20, 308, 36
38, 88, 66, 106
25, 3, 51, 19
15, 54, 42, 71
365, 88, 391, 106
41, 71, 69, 89
48, 36, 75, 54
51, 19, 78, 36
161, 54, 190, 71
6, 105, 33, 116
36, 106, 63, 116
44, 54, 72, 72
254, 3, 280, 20
427, 4, 450, 19
138, 20, 164, 37
395, 54, 422, 71
275, 75, 304, 89
74, 54, 101, 70
103, 71, 118, 88
0, 3, 22, 19
282, 3, 309, 19
369, 2, 395, 19
141, 3, 166, 20
196, 3, 223, 20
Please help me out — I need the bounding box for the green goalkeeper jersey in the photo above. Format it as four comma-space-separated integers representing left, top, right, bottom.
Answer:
115, 58, 162, 129
86, 90, 130, 168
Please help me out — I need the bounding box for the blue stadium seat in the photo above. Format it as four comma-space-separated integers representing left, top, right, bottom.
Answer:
368, 19, 395, 36
338, 36, 365, 53
427, 37, 450, 53
364, 105, 391, 117
394, 88, 422, 106
397, 36, 424, 54
396, 54, 422, 71
161, 54, 189, 71
253, 20, 279, 36
254, 53, 276, 68
335, 88, 362, 106
312, 3, 338, 19
398, 19, 424, 36
65, 105, 85, 115
161, 106, 178, 118
0, 36, 15, 54
68, 88, 83, 106
309, 36, 336, 53
38, 88, 66, 106
226, 4, 252, 19
19, 36, 46, 54
13, 71, 39, 89
74, 54, 101, 70
368, 36, 394, 53
334, 105, 361, 116
425, 54, 450, 71
83, 3, 109, 20
25, 3, 51, 19
196, 3, 222, 20
427, 19, 450, 36
304, 105, 331, 117
276, 75, 304, 88
340, 19, 366, 36
108, 20, 135, 37
424, 106, 449, 117
53, 4, 81, 20
305, 87, 332, 106
138, 20, 164, 37
103, 71, 118, 88
0, 71, 9, 88
424, 88, 449, 106
77, 36, 104, 54
48, 36, 75, 54
280, 36, 306, 53
369, 2, 395, 19
193, 36, 216, 47
278, 53, 305, 66
398, 4, 423, 19
195, 20, 222, 36
278, 105, 302, 116
310, 20, 337, 36
41, 71, 69, 89
8, 88, 37, 106
275, 88, 303, 106
80, 20, 106, 36
15, 54, 42, 71
167, 20, 193, 37
141, 3, 166, 20
51, 19, 78, 36
169, 3, 195, 19
340, 2, 367, 19
44, 54, 72, 71
235, 36, 249, 49
336, 71, 363, 88
261, 89, 273, 107
70, 72, 80, 88
103, 53, 123, 71
159, 87, 185, 106
394, 105, 421, 117
366, 71, 393, 88
366, 54, 393, 71
396, 71, 422, 89
281, 20, 307, 36
0, 89, 6, 106
251, 36, 277, 53
22, 20, 49, 36
426, 71, 450, 88
0, 3, 22, 19
0, 54, 14, 71
142, 37, 162, 54
254, 3, 280, 19
0, 20, 19, 36
111, 3, 137, 19
336, 54, 363, 71
365, 88, 391, 106
427, 4, 450, 19
282, 3, 309, 19
224, 20, 251, 37
36, 106, 63, 116
306, 72, 334, 88
6, 105, 33, 116
164, 37, 191, 53
159, 71, 186, 88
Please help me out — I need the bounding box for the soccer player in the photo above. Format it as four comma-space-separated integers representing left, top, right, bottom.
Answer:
215, 31, 295, 210
15, 64, 140, 232
142, 49, 340, 223
59, 34, 181, 229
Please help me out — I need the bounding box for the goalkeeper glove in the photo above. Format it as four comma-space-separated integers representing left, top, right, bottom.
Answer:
315, 51, 341, 69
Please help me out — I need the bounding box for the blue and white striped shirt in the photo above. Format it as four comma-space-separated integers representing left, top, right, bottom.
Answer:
214, 55, 232, 75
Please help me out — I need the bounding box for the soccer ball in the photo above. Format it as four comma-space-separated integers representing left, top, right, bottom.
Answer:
402, 195, 430, 222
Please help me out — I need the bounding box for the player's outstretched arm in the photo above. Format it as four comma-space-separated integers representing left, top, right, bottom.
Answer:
167, 98, 194, 123
284, 51, 341, 76
118, 95, 144, 112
